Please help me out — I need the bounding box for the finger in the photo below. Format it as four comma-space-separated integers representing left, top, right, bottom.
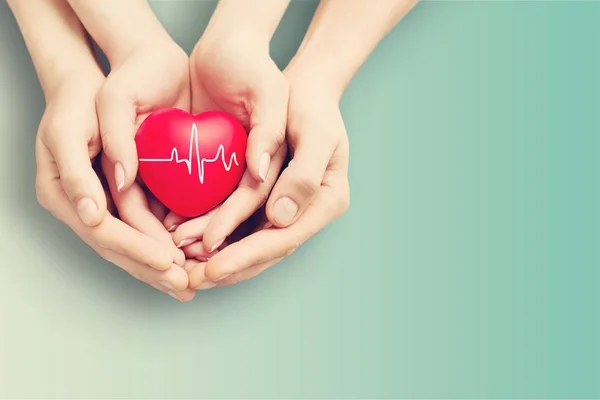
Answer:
172, 207, 219, 249
99, 247, 190, 292
163, 211, 190, 233
202, 145, 286, 252
205, 179, 342, 281
205, 168, 349, 281
148, 193, 168, 222
150, 282, 196, 303
181, 241, 218, 261
187, 260, 217, 290
96, 82, 139, 192
245, 74, 289, 183
43, 130, 106, 227
89, 216, 177, 271
182, 259, 197, 273
101, 155, 185, 266
102, 248, 194, 301
265, 129, 336, 228
215, 257, 283, 287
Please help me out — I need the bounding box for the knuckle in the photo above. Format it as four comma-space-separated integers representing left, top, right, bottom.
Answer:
334, 184, 351, 216
35, 177, 52, 211
255, 188, 270, 206
60, 172, 86, 198
338, 193, 350, 215
284, 240, 302, 257
289, 171, 321, 199
41, 119, 68, 146
284, 245, 298, 258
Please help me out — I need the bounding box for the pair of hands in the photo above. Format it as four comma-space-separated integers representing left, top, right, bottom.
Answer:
36, 30, 350, 301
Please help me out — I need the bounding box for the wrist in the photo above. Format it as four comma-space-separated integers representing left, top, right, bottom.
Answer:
8, 0, 104, 100
66, 0, 174, 67
193, 27, 270, 66
100, 28, 175, 67
44, 67, 105, 101
284, 51, 347, 103
199, 0, 289, 52
116, 31, 178, 66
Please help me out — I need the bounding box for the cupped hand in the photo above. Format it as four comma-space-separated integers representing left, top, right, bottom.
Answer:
35, 69, 195, 301
97, 38, 191, 192
95, 38, 192, 273
163, 32, 288, 254
178, 73, 351, 289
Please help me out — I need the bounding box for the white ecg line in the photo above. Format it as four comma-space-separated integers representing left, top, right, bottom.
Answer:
138, 123, 239, 184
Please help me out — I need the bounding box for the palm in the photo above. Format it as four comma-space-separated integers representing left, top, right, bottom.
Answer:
189, 46, 283, 128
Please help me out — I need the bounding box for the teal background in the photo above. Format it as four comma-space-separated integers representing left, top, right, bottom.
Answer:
1, 0, 600, 398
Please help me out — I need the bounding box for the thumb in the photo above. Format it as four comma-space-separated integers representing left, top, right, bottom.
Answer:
266, 131, 335, 228
96, 85, 139, 193
245, 76, 289, 183
48, 132, 107, 227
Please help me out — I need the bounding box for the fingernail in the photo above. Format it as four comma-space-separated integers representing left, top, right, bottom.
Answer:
258, 152, 270, 182
76, 197, 98, 226
159, 280, 175, 290
209, 238, 225, 253
167, 224, 178, 232
214, 273, 231, 282
115, 162, 125, 192
177, 239, 194, 248
263, 221, 274, 229
197, 281, 216, 290
272, 197, 298, 226
167, 291, 182, 301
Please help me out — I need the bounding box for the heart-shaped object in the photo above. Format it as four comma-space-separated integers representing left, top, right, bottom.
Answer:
135, 108, 247, 218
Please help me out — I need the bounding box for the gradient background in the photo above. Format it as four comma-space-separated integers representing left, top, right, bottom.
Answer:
1, 0, 599, 398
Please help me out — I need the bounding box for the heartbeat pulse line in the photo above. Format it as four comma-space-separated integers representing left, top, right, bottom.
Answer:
138, 123, 239, 184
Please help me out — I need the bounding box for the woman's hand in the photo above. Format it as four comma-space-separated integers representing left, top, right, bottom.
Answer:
96, 40, 190, 193
95, 39, 192, 260
65, 0, 191, 270
183, 74, 351, 288
163, 1, 291, 254
35, 71, 195, 302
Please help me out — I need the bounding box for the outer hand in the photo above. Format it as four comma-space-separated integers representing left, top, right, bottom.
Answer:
177, 73, 351, 289
35, 70, 194, 301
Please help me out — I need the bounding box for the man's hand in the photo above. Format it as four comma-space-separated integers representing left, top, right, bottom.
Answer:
181, 0, 418, 288
186, 75, 350, 288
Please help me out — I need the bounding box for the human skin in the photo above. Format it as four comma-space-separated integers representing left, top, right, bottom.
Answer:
7, 0, 195, 301
65, 0, 198, 300
177, 0, 420, 288
162, 0, 291, 256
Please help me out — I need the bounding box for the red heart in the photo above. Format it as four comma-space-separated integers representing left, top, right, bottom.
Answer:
135, 108, 247, 218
